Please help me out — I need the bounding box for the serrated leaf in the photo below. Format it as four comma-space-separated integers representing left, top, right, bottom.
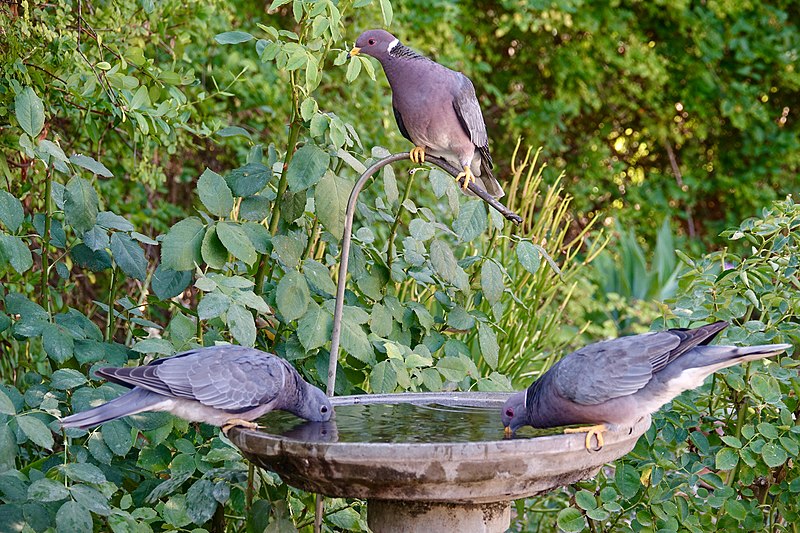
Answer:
556, 508, 586, 533
516, 240, 541, 274
276, 270, 310, 322
715, 447, 739, 470
197, 291, 231, 320
15, 87, 45, 138
379, 0, 393, 26
303, 259, 336, 295
0, 190, 24, 232
430, 239, 461, 285
152, 264, 192, 300
70, 484, 111, 516
369, 360, 397, 393
132, 338, 175, 356
761, 442, 788, 468
102, 419, 133, 456
197, 168, 234, 217
70, 154, 113, 177
480, 260, 504, 305
225, 163, 270, 197
0, 235, 33, 273
477, 322, 499, 369
201, 224, 228, 269
436, 356, 469, 382
186, 479, 218, 525
286, 144, 330, 192
227, 303, 256, 347
216, 222, 257, 265
297, 301, 332, 351
110, 232, 147, 280
346, 55, 361, 82
56, 501, 92, 533
28, 478, 69, 502
161, 217, 205, 271
0, 390, 14, 415
97, 211, 134, 231
17, 415, 54, 450
42, 323, 74, 363
50, 369, 86, 390
315, 171, 350, 238
453, 199, 487, 241
64, 176, 99, 233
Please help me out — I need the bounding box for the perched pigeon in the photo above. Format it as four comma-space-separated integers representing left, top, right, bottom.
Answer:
60, 345, 332, 434
349, 29, 504, 199
501, 321, 791, 450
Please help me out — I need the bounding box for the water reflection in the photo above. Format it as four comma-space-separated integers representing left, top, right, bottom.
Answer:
258, 403, 559, 444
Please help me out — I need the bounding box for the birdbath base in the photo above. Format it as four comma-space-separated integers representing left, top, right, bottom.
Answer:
368, 499, 509, 533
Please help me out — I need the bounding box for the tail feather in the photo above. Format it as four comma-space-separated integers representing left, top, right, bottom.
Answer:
689, 343, 791, 372
60, 388, 166, 430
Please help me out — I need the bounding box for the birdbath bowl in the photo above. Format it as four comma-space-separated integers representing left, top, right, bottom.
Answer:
229, 393, 650, 532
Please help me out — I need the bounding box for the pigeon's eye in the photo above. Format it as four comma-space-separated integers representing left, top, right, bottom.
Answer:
368, 39, 376, 45
505, 408, 514, 418
320, 405, 329, 414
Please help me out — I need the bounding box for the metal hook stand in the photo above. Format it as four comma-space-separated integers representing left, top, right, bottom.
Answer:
326, 153, 522, 395
314, 153, 522, 533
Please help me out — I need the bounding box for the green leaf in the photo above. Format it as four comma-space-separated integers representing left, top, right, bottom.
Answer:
61, 462, 107, 484
132, 338, 175, 356
239, 195, 270, 221
70, 154, 113, 177
369, 360, 397, 393
715, 447, 739, 470
0, 389, 15, 415
186, 479, 218, 525
575, 489, 597, 510
761, 442, 788, 468
379, 0, 393, 26
303, 259, 336, 296
215, 31, 254, 44
430, 239, 466, 290
216, 222, 257, 266
0, 190, 24, 232
201, 224, 229, 269
315, 172, 350, 238
225, 163, 270, 197
724, 498, 747, 521
42, 323, 74, 363
28, 478, 69, 502
50, 369, 86, 390
276, 270, 310, 322
152, 265, 192, 300
198, 168, 234, 217
409, 219, 434, 241
0, 235, 33, 273
516, 240, 541, 275
340, 313, 374, 363
97, 211, 134, 231
556, 508, 586, 533
198, 291, 231, 320
102, 419, 133, 456
161, 217, 206, 271
297, 301, 332, 351
478, 322, 500, 369
287, 144, 331, 192
436, 356, 469, 382
71, 243, 112, 271
227, 303, 256, 347
453, 200, 487, 241
480, 260, 504, 305
110, 232, 147, 280
15, 87, 45, 138
17, 415, 54, 450
64, 176, 99, 233
70, 484, 111, 516
615, 463, 641, 499
346, 56, 362, 82
56, 501, 92, 533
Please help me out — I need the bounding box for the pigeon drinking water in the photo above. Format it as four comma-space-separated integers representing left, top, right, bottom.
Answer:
501, 321, 791, 450
349, 29, 504, 199
61, 345, 332, 434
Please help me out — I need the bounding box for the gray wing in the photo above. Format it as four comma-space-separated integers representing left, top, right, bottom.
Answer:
553, 332, 681, 405
452, 73, 493, 168
97, 346, 290, 413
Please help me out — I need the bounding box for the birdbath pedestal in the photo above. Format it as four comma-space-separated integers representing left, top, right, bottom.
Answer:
230, 393, 650, 532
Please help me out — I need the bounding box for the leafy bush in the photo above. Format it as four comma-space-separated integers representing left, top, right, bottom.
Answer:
511, 197, 800, 532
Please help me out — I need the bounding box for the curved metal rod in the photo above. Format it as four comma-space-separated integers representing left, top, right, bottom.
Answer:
326, 152, 523, 395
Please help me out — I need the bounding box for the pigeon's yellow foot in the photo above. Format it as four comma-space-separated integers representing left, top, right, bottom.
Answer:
456, 165, 475, 191
564, 424, 608, 451
222, 418, 261, 436
409, 146, 426, 164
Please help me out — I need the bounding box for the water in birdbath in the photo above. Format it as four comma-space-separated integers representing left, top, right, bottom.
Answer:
257, 402, 561, 443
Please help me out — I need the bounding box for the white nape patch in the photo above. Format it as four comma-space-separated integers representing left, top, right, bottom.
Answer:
387, 39, 399, 53
523, 391, 527, 409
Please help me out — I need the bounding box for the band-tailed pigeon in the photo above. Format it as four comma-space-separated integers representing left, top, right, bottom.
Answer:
502, 321, 791, 450
60, 345, 332, 434
349, 29, 504, 199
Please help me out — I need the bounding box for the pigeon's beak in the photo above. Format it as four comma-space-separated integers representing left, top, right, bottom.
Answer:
504, 426, 512, 438
348, 47, 360, 58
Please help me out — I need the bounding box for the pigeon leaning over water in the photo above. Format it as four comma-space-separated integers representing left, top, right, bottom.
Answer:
501, 321, 791, 450
349, 29, 504, 199
60, 345, 332, 434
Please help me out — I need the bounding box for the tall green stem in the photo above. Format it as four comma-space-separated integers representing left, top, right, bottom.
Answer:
386, 172, 415, 271
41, 168, 53, 316
105, 267, 117, 342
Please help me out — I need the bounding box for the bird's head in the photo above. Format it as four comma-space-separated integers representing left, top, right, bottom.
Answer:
350, 29, 400, 60
501, 391, 527, 437
301, 386, 333, 422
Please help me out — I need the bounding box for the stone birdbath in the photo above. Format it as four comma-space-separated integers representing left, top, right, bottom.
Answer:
228, 154, 650, 532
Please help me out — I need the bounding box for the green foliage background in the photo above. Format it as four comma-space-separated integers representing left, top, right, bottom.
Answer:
0, 0, 799, 531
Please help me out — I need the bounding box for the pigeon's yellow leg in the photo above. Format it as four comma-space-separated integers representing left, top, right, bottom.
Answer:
222, 418, 261, 436
564, 424, 608, 451
409, 146, 426, 164
456, 165, 475, 191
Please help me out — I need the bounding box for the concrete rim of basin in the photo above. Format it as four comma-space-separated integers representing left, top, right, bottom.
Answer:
229, 392, 651, 504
